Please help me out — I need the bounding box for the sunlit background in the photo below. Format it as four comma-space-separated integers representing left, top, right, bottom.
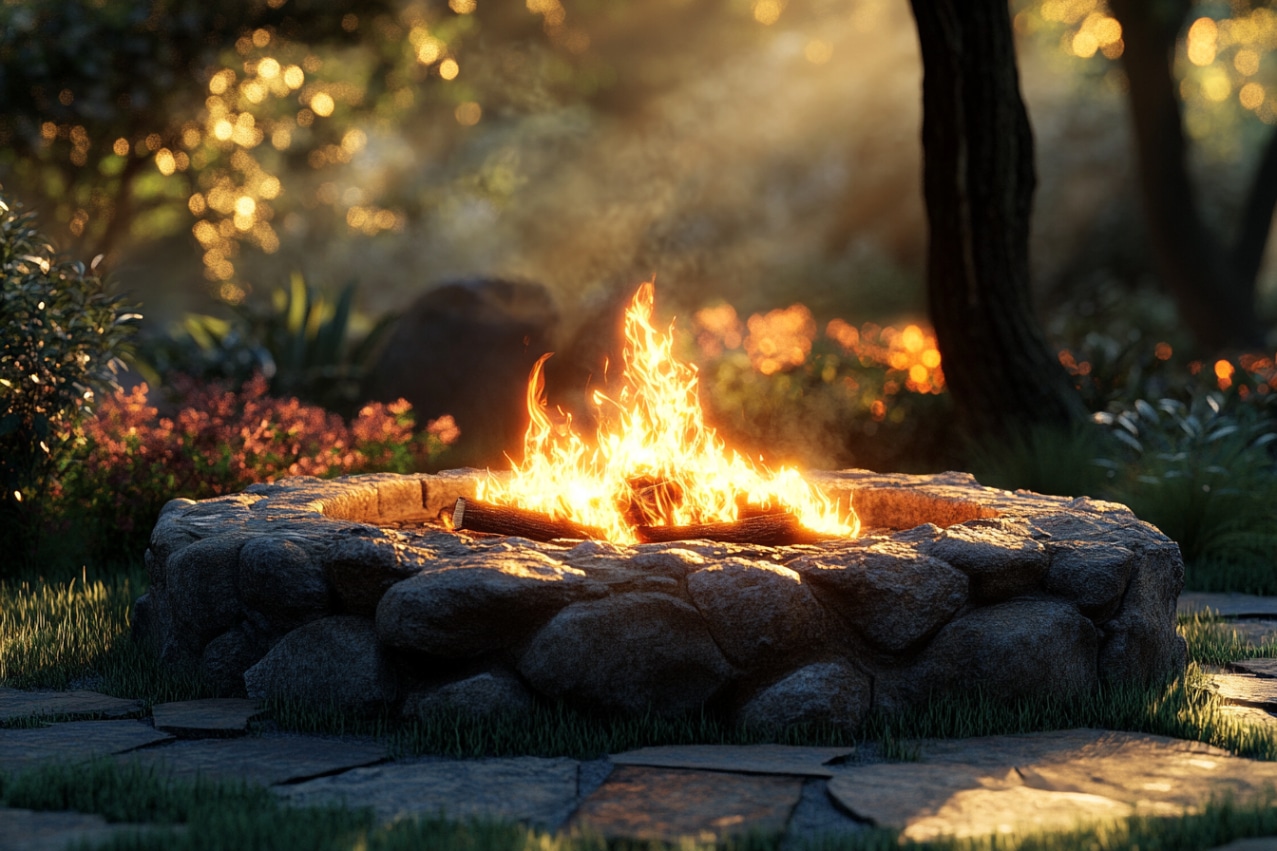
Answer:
3, 0, 1277, 474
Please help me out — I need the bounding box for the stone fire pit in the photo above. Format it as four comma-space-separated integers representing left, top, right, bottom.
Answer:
133, 470, 1187, 730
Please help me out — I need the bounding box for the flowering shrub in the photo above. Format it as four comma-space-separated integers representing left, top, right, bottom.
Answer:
0, 193, 139, 566
58, 375, 457, 556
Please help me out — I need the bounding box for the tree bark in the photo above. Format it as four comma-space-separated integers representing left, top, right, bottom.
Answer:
1109, 0, 1267, 350
909, 0, 1087, 441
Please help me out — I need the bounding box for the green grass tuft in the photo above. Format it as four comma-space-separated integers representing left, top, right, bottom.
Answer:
0, 564, 214, 704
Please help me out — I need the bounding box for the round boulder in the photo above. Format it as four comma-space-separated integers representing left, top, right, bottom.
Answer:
686, 558, 829, 668
737, 660, 872, 731
518, 592, 733, 715
244, 615, 395, 714
376, 551, 605, 657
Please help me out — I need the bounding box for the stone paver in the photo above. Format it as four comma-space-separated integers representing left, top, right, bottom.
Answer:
0, 807, 167, 851
150, 698, 266, 737
1179, 593, 1277, 619
1223, 622, 1277, 647
569, 765, 804, 842
828, 729, 1277, 841
116, 734, 387, 786
1233, 659, 1277, 678
1208, 673, 1277, 709
0, 688, 142, 723
277, 756, 580, 829
610, 743, 856, 777
0, 720, 173, 777
1209, 839, 1277, 851
1220, 704, 1277, 730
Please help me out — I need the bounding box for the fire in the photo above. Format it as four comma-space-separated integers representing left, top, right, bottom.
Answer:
476, 282, 859, 543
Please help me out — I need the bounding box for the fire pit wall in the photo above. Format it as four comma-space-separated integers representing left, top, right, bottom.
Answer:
133, 470, 1187, 729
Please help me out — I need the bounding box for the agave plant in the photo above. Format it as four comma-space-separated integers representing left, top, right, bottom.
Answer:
140, 273, 395, 417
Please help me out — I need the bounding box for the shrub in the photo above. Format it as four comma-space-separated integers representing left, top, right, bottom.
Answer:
1094, 392, 1277, 590
0, 193, 138, 565
57, 374, 458, 559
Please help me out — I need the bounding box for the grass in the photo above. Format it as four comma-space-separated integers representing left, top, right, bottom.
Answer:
0, 563, 213, 703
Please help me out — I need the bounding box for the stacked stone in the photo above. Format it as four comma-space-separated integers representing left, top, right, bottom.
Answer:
134, 469, 1186, 730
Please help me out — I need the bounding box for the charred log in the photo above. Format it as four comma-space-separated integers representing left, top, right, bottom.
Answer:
451, 498, 604, 542
635, 513, 827, 546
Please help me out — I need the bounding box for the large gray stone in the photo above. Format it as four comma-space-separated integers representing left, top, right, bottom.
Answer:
200, 624, 271, 697
792, 541, 968, 652
518, 592, 733, 715
686, 558, 828, 668
1097, 543, 1187, 688
323, 528, 425, 617
244, 616, 395, 714
919, 518, 1048, 600
376, 551, 605, 657
401, 669, 535, 719
737, 660, 872, 731
165, 532, 253, 649
239, 536, 330, 631
1043, 542, 1134, 621
882, 600, 1099, 709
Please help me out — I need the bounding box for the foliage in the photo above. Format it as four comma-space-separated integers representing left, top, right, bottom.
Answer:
139, 274, 397, 416
0, 192, 139, 563
55, 375, 458, 559
1093, 391, 1277, 587
687, 305, 956, 473
0, 0, 399, 266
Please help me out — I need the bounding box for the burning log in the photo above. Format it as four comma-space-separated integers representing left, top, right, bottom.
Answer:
451, 497, 604, 542
635, 512, 825, 546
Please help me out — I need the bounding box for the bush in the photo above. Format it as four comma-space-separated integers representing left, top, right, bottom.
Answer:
1094, 392, 1277, 591
56, 374, 458, 560
0, 193, 138, 564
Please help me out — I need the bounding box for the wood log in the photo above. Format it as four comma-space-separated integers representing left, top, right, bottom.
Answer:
635, 512, 828, 546
451, 497, 604, 542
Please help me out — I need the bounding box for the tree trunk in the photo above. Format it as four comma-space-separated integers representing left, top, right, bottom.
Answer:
1109, 0, 1267, 350
909, 0, 1087, 441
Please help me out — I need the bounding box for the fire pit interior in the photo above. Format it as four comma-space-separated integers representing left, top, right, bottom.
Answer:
133, 467, 1187, 729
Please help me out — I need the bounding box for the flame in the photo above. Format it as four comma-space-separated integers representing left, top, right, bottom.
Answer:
477, 281, 858, 543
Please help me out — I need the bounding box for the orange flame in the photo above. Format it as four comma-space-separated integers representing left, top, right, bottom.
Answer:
477, 282, 858, 543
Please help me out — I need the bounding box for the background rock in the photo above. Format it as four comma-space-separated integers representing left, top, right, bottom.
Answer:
363, 278, 559, 468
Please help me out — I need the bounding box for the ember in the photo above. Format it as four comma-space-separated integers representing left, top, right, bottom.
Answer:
471, 282, 858, 544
